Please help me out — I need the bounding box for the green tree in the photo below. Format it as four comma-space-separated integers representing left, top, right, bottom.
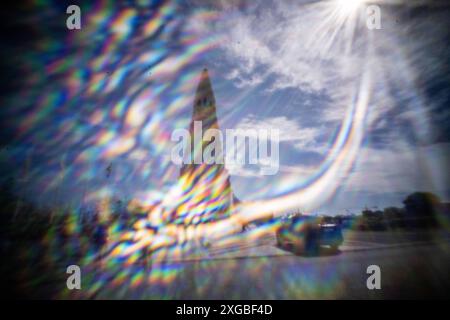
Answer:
403, 192, 440, 228
362, 209, 386, 231
382, 207, 405, 229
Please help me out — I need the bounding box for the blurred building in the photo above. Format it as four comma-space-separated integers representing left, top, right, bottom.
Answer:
173, 69, 236, 224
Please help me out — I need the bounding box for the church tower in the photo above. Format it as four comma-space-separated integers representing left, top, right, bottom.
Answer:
174, 68, 234, 225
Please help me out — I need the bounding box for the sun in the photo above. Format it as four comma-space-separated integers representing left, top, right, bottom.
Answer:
335, 0, 367, 14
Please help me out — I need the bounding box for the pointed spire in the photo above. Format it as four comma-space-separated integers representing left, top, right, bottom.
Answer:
176, 68, 234, 223
196, 68, 214, 100
182, 67, 221, 172
192, 68, 217, 128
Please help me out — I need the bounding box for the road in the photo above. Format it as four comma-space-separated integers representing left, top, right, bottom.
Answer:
74, 229, 450, 299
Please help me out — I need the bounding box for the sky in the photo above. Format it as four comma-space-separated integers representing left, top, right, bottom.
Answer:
0, 0, 449, 215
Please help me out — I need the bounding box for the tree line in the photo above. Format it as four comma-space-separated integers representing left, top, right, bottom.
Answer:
334, 192, 448, 231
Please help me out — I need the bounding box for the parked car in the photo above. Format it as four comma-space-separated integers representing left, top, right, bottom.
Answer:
276, 214, 343, 255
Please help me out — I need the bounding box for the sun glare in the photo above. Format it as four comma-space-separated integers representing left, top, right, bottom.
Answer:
335, 0, 367, 14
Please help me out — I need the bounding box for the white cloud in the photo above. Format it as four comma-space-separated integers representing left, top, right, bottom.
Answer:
223, 115, 329, 177
344, 142, 450, 197
234, 115, 328, 154
214, 1, 365, 94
